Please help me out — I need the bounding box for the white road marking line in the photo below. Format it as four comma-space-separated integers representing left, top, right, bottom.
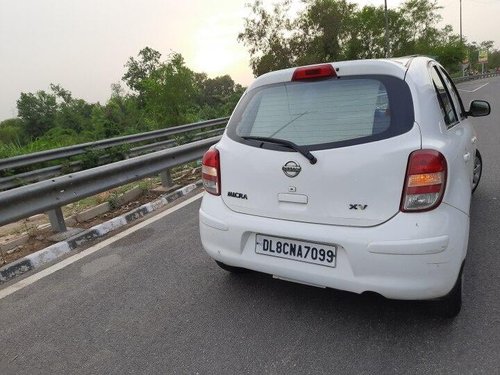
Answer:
458, 82, 489, 93
0, 192, 204, 300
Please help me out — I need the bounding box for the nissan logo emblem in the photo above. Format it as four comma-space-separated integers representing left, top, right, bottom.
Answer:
282, 161, 301, 177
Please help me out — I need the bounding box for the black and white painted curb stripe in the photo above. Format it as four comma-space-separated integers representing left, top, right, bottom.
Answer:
0, 181, 203, 283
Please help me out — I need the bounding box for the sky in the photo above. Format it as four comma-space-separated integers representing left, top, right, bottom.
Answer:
0, 0, 498, 121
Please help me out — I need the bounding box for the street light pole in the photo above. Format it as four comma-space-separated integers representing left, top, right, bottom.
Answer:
460, 0, 462, 44
460, 0, 466, 77
384, 0, 389, 57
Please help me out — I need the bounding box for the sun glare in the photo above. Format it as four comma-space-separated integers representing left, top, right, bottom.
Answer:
191, 13, 248, 78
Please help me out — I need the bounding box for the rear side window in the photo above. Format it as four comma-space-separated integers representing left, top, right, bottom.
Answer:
438, 66, 465, 120
227, 75, 414, 150
430, 67, 458, 127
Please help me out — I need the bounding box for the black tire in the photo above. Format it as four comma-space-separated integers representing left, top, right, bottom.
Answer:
431, 265, 463, 318
472, 150, 482, 193
215, 260, 248, 273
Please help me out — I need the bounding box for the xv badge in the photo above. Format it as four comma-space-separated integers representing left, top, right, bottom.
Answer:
349, 204, 368, 210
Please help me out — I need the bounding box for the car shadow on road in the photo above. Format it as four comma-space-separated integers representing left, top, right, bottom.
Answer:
218, 269, 456, 326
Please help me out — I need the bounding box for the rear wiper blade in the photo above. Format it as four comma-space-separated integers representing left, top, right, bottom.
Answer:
241, 136, 317, 165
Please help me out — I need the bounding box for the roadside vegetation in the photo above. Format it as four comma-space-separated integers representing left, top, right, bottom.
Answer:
0, 49, 245, 160
1, 0, 498, 161
239, 0, 500, 76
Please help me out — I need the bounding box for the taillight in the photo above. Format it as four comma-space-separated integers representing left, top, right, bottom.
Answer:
202, 148, 220, 196
401, 150, 447, 212
292, 64, 336, 81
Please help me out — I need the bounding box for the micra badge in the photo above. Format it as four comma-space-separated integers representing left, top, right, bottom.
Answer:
228, 191, 248, 200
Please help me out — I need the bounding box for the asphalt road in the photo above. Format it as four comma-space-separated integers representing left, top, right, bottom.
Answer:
1, 77, 500, 375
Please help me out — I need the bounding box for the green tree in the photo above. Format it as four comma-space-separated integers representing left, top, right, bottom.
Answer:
345, 5, 388, 59
16, 90, 57, 138
490, 49, 500, 69
398, 0, 443, 48
425, 26, 465, 73
238, 0, 296, 76
122, 47, 162, 102
51, 84, 94, 134
200, 75, 236, 107
90, 87, 146, 139
296, 0, 357, 64
239, 0, 467, 76
141, 52, 199, 126
50, 84, 72, 103
196, 75, 246, 118
222, 83, 246, 115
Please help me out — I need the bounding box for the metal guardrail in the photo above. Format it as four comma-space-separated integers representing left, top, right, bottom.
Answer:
0, 117, 228, 171
0, 162, 84, 191
0, 128, 225, 191
0, 117, 228, 191
453, 72, 500, 83
0, 136, 221, 228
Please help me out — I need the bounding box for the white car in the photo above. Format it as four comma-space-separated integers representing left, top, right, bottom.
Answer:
199, 56, 490, 317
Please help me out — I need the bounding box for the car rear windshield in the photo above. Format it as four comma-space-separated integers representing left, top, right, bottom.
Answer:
227, 75, 414, 150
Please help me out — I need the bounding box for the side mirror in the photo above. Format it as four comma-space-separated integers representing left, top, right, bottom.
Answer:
466, 100, 491, 117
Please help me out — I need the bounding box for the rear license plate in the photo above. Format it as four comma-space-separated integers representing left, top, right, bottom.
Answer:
255, 234, 337, 268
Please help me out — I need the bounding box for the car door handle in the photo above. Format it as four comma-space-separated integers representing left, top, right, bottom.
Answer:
471, 137, 477, 144
463, 152, 471, 161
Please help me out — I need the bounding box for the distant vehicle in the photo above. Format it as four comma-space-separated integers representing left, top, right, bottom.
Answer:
199, 56, 491, 318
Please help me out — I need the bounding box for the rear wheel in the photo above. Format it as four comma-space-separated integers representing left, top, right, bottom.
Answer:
431, 265, 463, 318
215, 260, 248, 273
472, 150, 482, 193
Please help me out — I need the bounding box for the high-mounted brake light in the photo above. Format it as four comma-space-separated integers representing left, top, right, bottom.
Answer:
401, 150, 447, 212
292, 64, 336, 81
202, 148, 221, 196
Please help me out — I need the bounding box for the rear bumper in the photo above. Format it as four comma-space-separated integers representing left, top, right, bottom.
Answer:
199, 195, 469, 300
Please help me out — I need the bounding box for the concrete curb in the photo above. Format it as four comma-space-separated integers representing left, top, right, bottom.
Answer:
0, 181, 203, 283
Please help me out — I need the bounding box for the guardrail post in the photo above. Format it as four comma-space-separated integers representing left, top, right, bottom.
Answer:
46, 207, 67, 233
160, 169, 174, 188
